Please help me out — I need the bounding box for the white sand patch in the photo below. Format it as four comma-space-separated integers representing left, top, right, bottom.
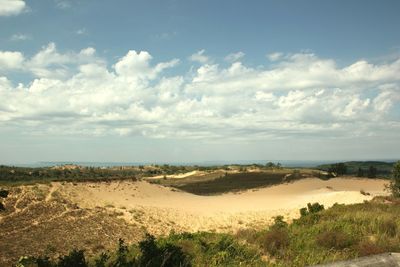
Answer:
144, 170, 202, 180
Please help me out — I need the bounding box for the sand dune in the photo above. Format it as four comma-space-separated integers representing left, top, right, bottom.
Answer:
56, 177, 388, 235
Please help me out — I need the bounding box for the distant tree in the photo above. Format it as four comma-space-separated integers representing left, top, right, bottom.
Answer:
266, 162, 275, 168
367, 166, 377, 178
357, 167, 364, 177
328, 163, 347, 176
388, 161, 400, 197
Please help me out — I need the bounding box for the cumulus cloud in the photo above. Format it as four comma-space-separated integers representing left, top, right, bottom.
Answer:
0, 0, 26, 16
189, 49, 210, 64
0, 47, 399, 141
0, 51, 24, 70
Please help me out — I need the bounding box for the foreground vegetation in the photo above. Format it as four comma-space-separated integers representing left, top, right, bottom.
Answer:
15, 197, 400, 267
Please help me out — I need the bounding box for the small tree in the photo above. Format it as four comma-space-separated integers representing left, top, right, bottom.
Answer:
389, 161, 400, 197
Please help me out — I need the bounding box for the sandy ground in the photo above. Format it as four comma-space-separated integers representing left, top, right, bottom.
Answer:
53, 177, 388, 235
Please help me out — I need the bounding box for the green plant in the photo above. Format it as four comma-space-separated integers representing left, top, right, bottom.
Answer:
94, 252, 109, 267
57, 249, 87, 267
139, 234, 190, 267
271, 215, 288, 229
300, 202, 324, 216
388, 161, 400, 197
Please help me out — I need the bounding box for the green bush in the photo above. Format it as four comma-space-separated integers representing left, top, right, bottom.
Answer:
139, 234, 190, 267
93, 252, 109, 267
271, 215, 288, 229
57, 249, 87, 267
388, 161, 400, 197
300, 202, 325, 218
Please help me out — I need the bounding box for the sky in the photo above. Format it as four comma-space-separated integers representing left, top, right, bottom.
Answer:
0, 0, 400, 164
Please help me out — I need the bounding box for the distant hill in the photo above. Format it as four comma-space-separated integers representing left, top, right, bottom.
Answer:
317, 161, 396, 177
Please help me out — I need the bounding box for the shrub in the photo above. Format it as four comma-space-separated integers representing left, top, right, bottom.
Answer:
356, 240, 385, 256
316, 230, 353, 250
379, 219, 397, 237
139, 233, 190, 267
115, 238, 129, 266
271, 215, 288, 229
300, 202, 325, 217
260, 228, 290, 256
94, 252, 109, 267
307, 202, 324, 214
235, 228, 258, 243
57, 249, 87, 267
0, 189, 9, 198
388, 161, 400, 197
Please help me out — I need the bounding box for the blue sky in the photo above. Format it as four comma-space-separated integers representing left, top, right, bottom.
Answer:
0, 0, 400, 164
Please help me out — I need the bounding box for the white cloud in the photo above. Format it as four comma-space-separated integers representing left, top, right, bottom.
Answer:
0, 46, 399, 142
0, 0, 26, 16
225, 51, 245, 62
189, 49, 209, 64
0, 51, 24, 70
114, 50, 179, 84
24, 43, 102, 79
10, 33, 30, 41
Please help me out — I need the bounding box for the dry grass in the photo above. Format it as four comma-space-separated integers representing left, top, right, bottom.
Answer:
0, 185, 145, 266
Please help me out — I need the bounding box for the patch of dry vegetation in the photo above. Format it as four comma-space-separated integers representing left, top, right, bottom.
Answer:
0, 184, 144, 266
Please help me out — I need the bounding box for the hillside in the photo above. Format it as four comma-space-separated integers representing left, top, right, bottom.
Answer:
0, 176, 389, 266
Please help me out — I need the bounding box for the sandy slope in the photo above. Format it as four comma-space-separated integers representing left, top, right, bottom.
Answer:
58, 177, 388, 235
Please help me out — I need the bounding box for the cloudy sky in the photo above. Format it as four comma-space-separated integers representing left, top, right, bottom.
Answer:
0, 0, 400, 164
